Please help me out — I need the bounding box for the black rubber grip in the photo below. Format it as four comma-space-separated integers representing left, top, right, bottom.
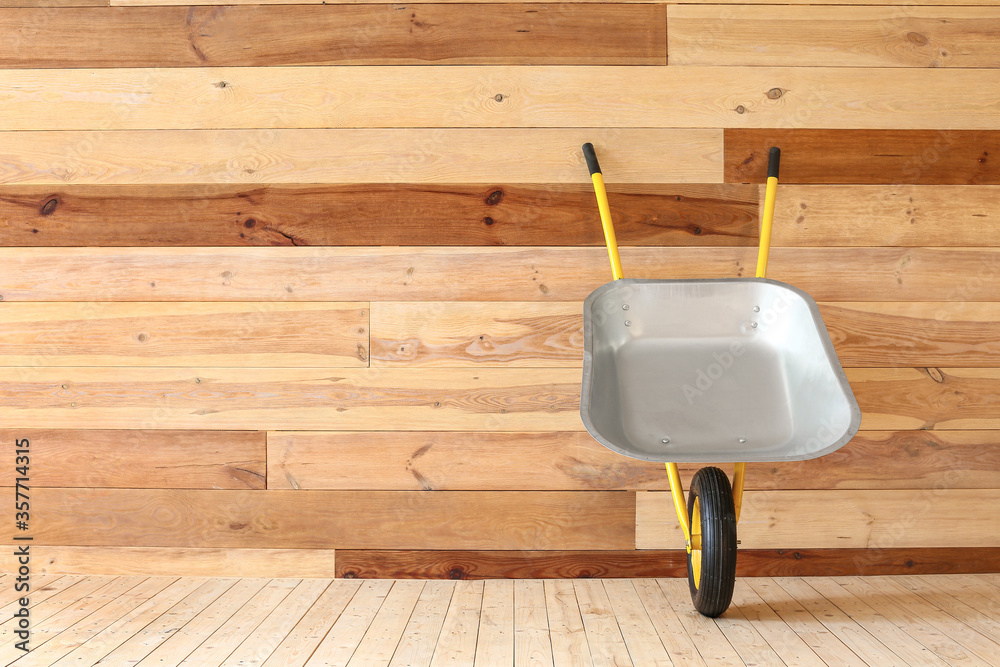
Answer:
583, 143, 602, 175
767, 146, 781, 179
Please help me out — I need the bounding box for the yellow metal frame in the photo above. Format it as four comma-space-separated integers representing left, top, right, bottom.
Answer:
589, 163, 779, 550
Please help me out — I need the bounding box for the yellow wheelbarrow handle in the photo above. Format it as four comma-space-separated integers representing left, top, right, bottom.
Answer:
583, 143, 624, 281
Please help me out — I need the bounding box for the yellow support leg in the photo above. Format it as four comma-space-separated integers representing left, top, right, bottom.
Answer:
732, 462, 747, 522
666, 463, 693, 549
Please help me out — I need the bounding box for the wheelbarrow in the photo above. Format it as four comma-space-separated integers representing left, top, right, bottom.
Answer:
579, 144, 861, 617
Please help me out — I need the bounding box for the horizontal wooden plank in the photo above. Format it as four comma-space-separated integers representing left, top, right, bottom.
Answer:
1, 429, 265, 489
0, 367, 583, 431
30, 489, 635, 549
266, 430, 1000, 491
637, 489, 1000, 549
0, 302, 369, 367
0, 367, 994, 431
0, 184, 758, 247
370, 302, 1000, 368
0, 129, 720, 185
106, 0, 1000, 6
850, 368, 1000, 430
669, 7, 1000, 68
770, 185, 1000, 247
9, 1, 105, 5
853, 368, 1000, 430
0, 5, 665, 67
823, 302, 1000, 368
338, 550, 683, 579
370, 302, 581, 368
726, 130, 1000, 184
3, 67, 999, 130
3, 247, 998, 302
20, 547, 336, 577
334, 548, 1000, 579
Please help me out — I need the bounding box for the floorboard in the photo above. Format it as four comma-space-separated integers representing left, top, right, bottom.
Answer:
11, 576, 977, 666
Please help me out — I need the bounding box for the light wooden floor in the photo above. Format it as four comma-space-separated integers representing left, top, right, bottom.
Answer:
6, 574, 1000, 666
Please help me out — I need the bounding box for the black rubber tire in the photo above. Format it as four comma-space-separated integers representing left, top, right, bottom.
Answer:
686, 466, 738, 617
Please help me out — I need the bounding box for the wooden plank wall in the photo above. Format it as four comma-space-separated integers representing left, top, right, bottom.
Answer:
1, 1, 999, 579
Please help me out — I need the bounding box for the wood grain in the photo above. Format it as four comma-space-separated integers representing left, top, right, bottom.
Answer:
370, 302, 581, 368
4, 247, 999, 302
0, 6, 665, 67
849, 368, 1000, 430
770, 185, 1000, 247
0, 183, 758, 247
726, 130, 1000, 184
0, 302, 369, 367
0, 367, 584, 431
669, 7, 1000, 68
24, 546, 335, 577
266, 430, 1000, 491
30, 489, 635, 550
370, 301, 1000, 368
4, 67, 1000, 131
12, 1, 105, 5
1, 366, 998, 431
325, 550, 728, 579
261, 580, 361, 667
0, 129, 721, 185
823, 302, 1000, 368
0, 367, 996, 430
108, 0, 1000, 6
1, 429, 265, 489
637, 489, 1000, 549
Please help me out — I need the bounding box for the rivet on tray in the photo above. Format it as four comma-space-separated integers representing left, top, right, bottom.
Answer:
750, 322, 758, 328
622, 304, 630, 310
753, 306, 760, 312
661, 438, 670, 444
624, 320, 631, 327
738, 437, 747, 444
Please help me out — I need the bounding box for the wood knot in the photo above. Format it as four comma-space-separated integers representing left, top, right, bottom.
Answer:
692, 226, 702, 235
494, 93, 505, 102
40, 197, 59, 216
766, 88, 784, 100
137, 333, 148, 343
906, 32, 928, 46
735, 105, 746, 114
213, 80, 229, 88
244, 218, 256, 228
924, 367, 945, 383
485, 189, 504, 206
482, 216, 495, 226
448, 568, 465, 580
342, 571, 357, 579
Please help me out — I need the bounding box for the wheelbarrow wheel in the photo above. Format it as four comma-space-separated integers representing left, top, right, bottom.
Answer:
687, 466, 737, 617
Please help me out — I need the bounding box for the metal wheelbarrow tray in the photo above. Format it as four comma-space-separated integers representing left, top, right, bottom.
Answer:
581, 277, 861, 463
